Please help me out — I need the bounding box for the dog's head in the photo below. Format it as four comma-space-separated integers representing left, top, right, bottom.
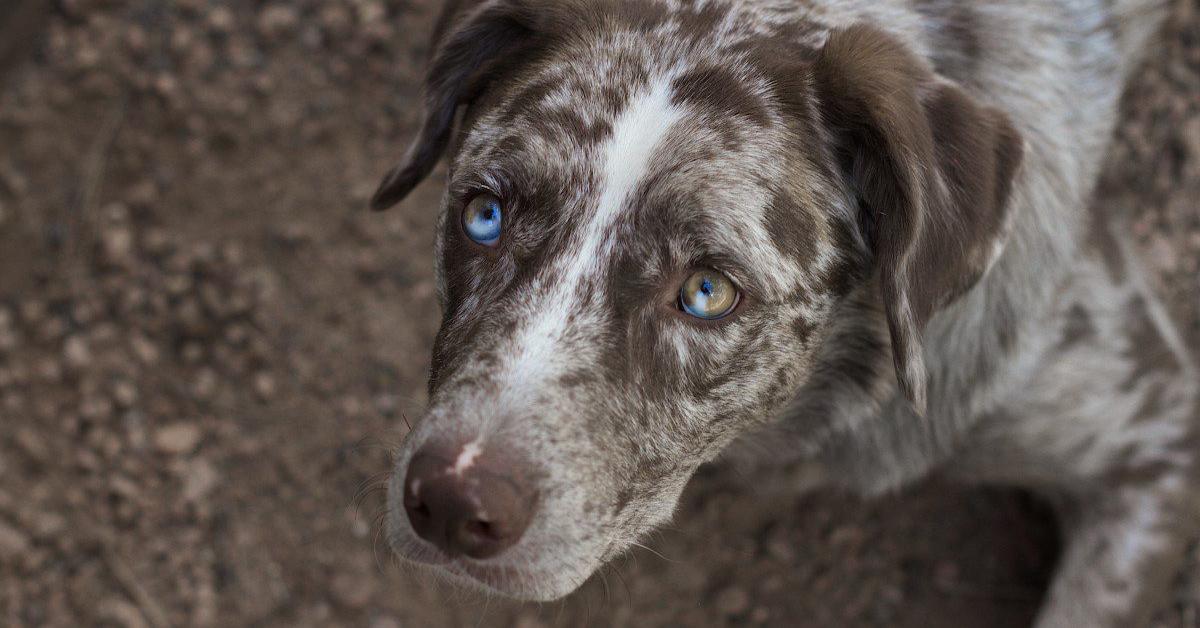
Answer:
375, 0, 1022, 600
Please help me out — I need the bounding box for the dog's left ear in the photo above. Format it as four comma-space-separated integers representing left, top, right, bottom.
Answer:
370, 0, 554, 210
812, 24, 1024, 414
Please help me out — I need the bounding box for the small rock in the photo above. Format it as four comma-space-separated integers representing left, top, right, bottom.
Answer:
154, 423, 202, 455
80, 395, 114, 420
253, 372, 276, 401
766, 538, 795, 562
113, 380, 138, 408
26, 510, 66, 539
369, 617, 402, 628
95, 598, 149, 628
192, 368, 218, 399
101, 226, 135, 264
13, 427, 50, 463
935, 560, 960, 591
258, 5, 299, 39
0, 520, 30, 561
714, 585, 750, 616
513, 613, 548, 628
19, 299, 45, 325
207, 6, 235, 33
129, 334, 159, 365
330, 569, 375, 609
63, 335, 92, 369
182, 458, 220, 502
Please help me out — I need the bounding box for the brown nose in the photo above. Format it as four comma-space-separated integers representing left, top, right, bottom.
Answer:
403, 442, 536, 559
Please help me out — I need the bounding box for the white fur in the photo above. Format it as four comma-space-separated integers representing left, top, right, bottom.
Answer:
504, 76, 685, 391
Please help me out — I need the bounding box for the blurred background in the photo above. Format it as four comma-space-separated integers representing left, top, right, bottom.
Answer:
0, 1, 1197, 626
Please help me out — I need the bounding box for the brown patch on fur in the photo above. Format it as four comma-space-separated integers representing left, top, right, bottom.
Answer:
1085, 215, 1128, 283
1121, 296, 1183, 390
1108, 457, 1178, 486
1130, 381, 1170, 424
528, 107, 614, 147
764, 188, 820, 269
1059, 304, 1097, 349
671, 66, 771, 127
913, 1, 984, 79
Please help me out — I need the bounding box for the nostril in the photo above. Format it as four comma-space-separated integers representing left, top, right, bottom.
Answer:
465, 518, 500, 541
412, 501, 430, 519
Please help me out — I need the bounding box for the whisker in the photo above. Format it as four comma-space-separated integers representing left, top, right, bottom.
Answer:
629, 541, 679, 564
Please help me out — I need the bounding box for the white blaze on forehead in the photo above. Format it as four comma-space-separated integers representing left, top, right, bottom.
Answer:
506, 76, 685, 390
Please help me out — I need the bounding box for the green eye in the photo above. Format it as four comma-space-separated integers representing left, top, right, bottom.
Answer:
679, 269, 739, 320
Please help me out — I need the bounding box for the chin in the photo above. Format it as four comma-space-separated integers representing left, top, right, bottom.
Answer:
385, 520, 596, 602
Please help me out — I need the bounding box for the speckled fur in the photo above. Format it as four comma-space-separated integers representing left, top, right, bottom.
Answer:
373, 1, 1196, 625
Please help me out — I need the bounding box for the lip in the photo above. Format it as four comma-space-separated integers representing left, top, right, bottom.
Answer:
395, 540, 567, 600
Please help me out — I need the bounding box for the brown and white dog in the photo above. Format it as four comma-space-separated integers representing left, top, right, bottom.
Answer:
370, 1, 1199, 625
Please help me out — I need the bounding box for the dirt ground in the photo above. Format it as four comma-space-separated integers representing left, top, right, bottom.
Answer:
0, 1, 1197, 627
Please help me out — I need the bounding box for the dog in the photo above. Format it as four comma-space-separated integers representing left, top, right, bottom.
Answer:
370, 1, 1199, 625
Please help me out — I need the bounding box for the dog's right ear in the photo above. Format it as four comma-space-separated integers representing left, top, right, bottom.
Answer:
370, 0, 550, 210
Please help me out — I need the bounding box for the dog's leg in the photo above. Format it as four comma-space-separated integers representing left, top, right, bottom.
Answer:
951, 250, 1199, 626
1036, 461, 1199, 628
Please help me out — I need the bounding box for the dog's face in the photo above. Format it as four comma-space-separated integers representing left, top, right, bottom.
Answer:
373, 0, 1022, 601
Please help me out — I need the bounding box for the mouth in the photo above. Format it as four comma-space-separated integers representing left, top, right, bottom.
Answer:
384, 480, 595, 602
387, 528, 588, 601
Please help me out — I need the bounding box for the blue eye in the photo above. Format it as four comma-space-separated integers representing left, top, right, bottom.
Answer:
462, 194, 503, 246
679, 269, 739, 320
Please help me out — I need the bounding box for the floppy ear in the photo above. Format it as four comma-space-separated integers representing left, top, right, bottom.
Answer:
812, 24, 1024, 414
370, 0, 547, 210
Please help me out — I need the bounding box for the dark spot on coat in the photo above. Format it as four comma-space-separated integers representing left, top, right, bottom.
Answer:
1086, 215, 1128, 283
1130, 381, 1170, 424
764, 187, 820, 268
528, 106, 614, 146
670, 66, 770, 127
912, 1, 983, 79
1120, 296, 1182, 390
612, 487, 634, 515
1059, 304, 1096, 349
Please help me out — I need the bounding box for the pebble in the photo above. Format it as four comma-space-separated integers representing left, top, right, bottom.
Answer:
182, 458, 220, 502
207, 6, 235, 34
26, 511, 67, 540
0, 520, 30, 561
513, 613, 548, 628
14, 427, 50, 464
63, 335, 92, 369
714, 585, 750, 616
330, 569, 375, 609
112, 380, 138, 408
258, 5, 299, 39
129, 333, 160, 365
154, 423, 203, 455
101, 226, 135, 264
95, 598, 149, 628
253, 372, 276, 401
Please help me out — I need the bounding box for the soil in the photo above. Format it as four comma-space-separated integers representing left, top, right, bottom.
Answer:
0, 1, 1197, 627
